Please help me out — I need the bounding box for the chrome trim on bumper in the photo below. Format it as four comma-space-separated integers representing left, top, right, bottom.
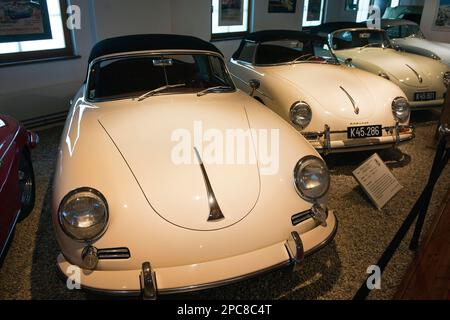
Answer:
56, 216, 338, 298
303, 124, 415, 153
140, 262, 157, 300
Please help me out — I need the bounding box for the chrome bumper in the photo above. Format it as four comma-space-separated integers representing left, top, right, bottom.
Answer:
303, 123, 415, 154
57, 213, 338, 299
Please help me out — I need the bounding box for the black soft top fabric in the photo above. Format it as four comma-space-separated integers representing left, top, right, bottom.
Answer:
88, 34, 223, 64
232, 30, 323, 60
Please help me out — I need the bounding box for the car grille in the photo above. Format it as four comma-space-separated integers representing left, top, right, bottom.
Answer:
291, 210, 312, 226
98, 247, 131, 260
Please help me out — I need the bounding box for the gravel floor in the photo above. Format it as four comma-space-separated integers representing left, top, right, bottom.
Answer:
0, 110, 448, 300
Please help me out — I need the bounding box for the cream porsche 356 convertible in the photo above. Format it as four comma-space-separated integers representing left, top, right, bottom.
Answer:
53, 34, 337, 298
228, 30, 415, 153
312, 22, 450, 110
381, 19, 450, 67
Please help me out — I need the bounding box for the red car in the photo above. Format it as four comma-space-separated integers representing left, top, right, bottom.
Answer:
0, 115, 38, 261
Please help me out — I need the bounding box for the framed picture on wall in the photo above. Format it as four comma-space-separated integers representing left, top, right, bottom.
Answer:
345, 0, 359, 11
268, 0, 297, 13
305, 0, 322, 21
219, 0, 244, 26
433, 0, 450, 31
0, 0, 52, 43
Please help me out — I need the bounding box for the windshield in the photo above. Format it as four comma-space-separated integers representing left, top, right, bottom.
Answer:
385, 24, 424, 39
253, 39, 339, 65
331, 29, 393, 50
87, 53, 235, 101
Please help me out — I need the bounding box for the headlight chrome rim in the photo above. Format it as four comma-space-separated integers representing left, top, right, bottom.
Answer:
290, 101, 312, 129
391, 96, 410, 123
293, 155, 330, 202
58, 187, 109, 243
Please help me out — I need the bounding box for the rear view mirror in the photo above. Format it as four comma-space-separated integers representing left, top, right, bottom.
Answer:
153, 59, 173, 67
249, 79, 260, 97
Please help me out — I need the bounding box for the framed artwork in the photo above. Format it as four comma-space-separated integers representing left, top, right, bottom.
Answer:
219, 0, 243, 26
305, 0, 322, 22
268, 0, 297, 13
433, 0, 450, 31
0, 0, 52, 43
345, 0, 359, 11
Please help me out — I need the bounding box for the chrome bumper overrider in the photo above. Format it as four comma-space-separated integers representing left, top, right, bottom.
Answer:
57, 212, 338, 299
303, 124, 415, 154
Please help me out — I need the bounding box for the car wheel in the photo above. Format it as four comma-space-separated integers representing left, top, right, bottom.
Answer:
18, 149, 35, 220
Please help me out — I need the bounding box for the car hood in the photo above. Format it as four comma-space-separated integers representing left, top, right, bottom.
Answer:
267, 64, 378, 120
394, 38, 450, 65
97, 94, 260, 231
337, 47, 442, 88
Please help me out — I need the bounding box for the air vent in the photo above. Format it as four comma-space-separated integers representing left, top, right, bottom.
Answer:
291, 210, 312, 226
97, 247, 131, 260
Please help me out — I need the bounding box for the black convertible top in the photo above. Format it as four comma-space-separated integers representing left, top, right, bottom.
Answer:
232, 30, 323, 60
310, 22, 366, 35
88, 34, 222, 64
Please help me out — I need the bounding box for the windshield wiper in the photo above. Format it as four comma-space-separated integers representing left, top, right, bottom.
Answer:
137, 83, 186, 101
359, 43, 384, 51
290, 53, 314, 64
197, 86, 234, 97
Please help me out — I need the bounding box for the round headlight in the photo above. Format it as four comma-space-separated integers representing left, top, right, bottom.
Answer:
58, 188, 109, 242
290, 101, 312, 129
444, 71, 450, 87
294, 156, 330, 202
391, 97, 410, 123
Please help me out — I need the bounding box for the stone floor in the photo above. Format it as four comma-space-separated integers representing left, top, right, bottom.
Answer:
0, 110, 448, 300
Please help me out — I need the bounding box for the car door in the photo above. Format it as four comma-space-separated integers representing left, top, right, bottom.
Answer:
0, 126, 20, 256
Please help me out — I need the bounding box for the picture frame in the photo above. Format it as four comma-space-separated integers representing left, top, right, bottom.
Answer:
433, 0, 450, 31
345, 0, 359, 11
218, 0, 244, 26
268, 0, 297, 13
0, 0, 52, 43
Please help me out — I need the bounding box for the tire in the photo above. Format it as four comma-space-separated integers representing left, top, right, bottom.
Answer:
18, 149, 35, 220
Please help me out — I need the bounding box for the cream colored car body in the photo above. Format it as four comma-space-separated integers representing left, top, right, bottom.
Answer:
229, 58, 414, 153
329, 28, 450, 109
53, 50, 337, 296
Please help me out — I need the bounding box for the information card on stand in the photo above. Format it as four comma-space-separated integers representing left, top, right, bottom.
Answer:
353, 153, 403, 210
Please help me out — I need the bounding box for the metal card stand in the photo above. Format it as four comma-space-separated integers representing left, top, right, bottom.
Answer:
353, 88, 450, 300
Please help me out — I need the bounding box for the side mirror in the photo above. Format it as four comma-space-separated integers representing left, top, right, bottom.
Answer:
249, 79, 260, 97
344, 58, 353, 67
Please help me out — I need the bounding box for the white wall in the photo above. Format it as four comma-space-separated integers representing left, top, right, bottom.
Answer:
421, 0, 450, 43
93, 0, 173, 40
0, 0, 305, 122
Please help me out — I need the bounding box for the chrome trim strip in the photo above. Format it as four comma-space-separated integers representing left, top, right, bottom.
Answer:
193, 147, 225, 222
405, 64, 423, 83
340, 86, 359, 115
0, 127, 20, 166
